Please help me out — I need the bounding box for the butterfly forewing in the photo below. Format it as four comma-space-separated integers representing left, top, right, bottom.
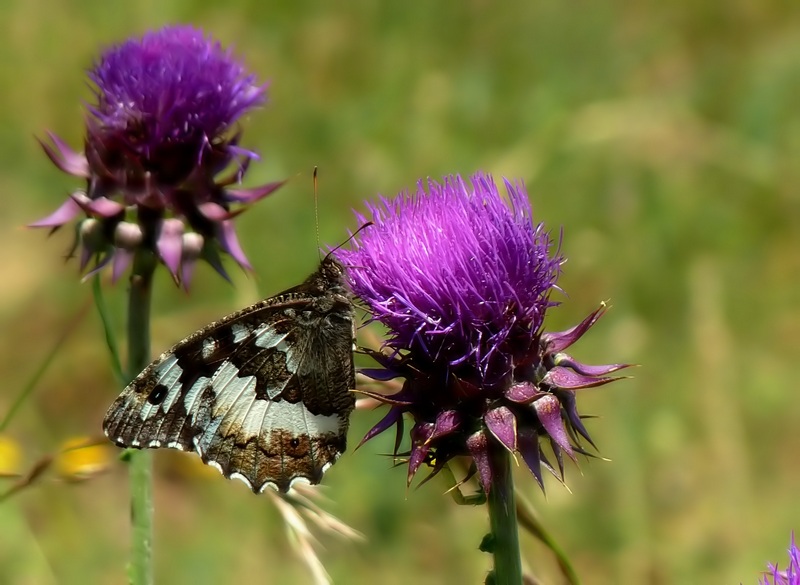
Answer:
103, 257, 356, 493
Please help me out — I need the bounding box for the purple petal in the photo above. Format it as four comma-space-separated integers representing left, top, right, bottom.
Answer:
227, 143, 261, 162
83, 196, 125, 218
533, 394, 574, 460
542, 366, 622, 390
217, 220, 251, 269
111, 248, 134, 283
358, 407, 403, 449
225, 180, 285, 203
517, 428, 544, 490
180, 257, 199, 291
549, 436, 566, 477
29, 198, 83, 228
408, 423, 434, 484
157, 219, 185, 280
542, 303, 607, 353
407, 444, 431, 485
80, 252, 113, 281
505, 381, 545, 404
429, 410, 462, 441
553, 354, 631, 376
484, 406, 517, 453
555, 389, 596, 448
466, 431, 493, 494
79, 245, 93, 273
198, 202, 232, 222
38, 132, 89, 177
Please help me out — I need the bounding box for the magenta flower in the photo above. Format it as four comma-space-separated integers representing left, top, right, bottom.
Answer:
31, 25, 282, 287
336, 173, 629, 493
760, 534, 800, 585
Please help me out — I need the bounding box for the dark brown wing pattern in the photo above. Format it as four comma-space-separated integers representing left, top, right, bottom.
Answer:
103, 257, 356, 493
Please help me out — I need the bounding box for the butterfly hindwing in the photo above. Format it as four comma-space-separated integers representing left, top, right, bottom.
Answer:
102, 257, 356, 493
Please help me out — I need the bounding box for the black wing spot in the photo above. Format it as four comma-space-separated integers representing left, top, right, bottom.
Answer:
147, 384, 169, 405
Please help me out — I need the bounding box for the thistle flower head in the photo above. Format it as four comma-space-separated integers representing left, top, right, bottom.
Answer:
31, 25, 282, 287
88, 25, 265, 162
760, 534, 800, 585
337, 173, 629, 493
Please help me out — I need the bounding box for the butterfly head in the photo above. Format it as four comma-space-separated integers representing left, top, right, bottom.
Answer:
321, 253, 345, 277
294, 254, 349, 299
318, 222, 372, 290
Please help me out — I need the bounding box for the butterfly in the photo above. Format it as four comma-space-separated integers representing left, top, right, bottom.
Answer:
102, 254, 356, 493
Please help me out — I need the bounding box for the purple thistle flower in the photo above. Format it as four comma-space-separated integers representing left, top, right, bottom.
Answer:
760, 534, 800, 585
31, 25, 283, 287
336, 173, 629, 493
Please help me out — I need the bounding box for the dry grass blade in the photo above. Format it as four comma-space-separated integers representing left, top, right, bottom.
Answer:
266, 485, 364, 585
289, 484, 365, 542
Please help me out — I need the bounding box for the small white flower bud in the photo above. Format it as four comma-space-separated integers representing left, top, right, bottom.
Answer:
114, 221, 144, 250
79, 218, 106, 251
181, 232, 205, 259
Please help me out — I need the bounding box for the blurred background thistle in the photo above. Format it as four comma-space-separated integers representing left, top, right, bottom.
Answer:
23, 24, 286, 585
31, 25, 281, 288
2, 2, 799, 584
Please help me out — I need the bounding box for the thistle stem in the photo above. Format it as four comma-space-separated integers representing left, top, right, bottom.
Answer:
487, 446, 523, 585
127, 251, 156, 585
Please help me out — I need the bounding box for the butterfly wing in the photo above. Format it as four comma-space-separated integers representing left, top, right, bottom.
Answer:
103, 272, 355, 493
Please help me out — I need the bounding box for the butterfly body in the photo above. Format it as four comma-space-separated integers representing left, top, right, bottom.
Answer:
103, 256, 356, 493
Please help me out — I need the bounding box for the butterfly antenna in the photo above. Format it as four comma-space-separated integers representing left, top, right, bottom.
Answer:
325, 221, 374, 261
313, 167, 322, 261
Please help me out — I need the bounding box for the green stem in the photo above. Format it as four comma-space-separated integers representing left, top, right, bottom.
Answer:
487, 446, 523, 585
92, 277, 125, 386
127, 251, 156, 585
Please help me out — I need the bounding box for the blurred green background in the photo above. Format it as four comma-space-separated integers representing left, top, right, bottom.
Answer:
1, 1, 799, 583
